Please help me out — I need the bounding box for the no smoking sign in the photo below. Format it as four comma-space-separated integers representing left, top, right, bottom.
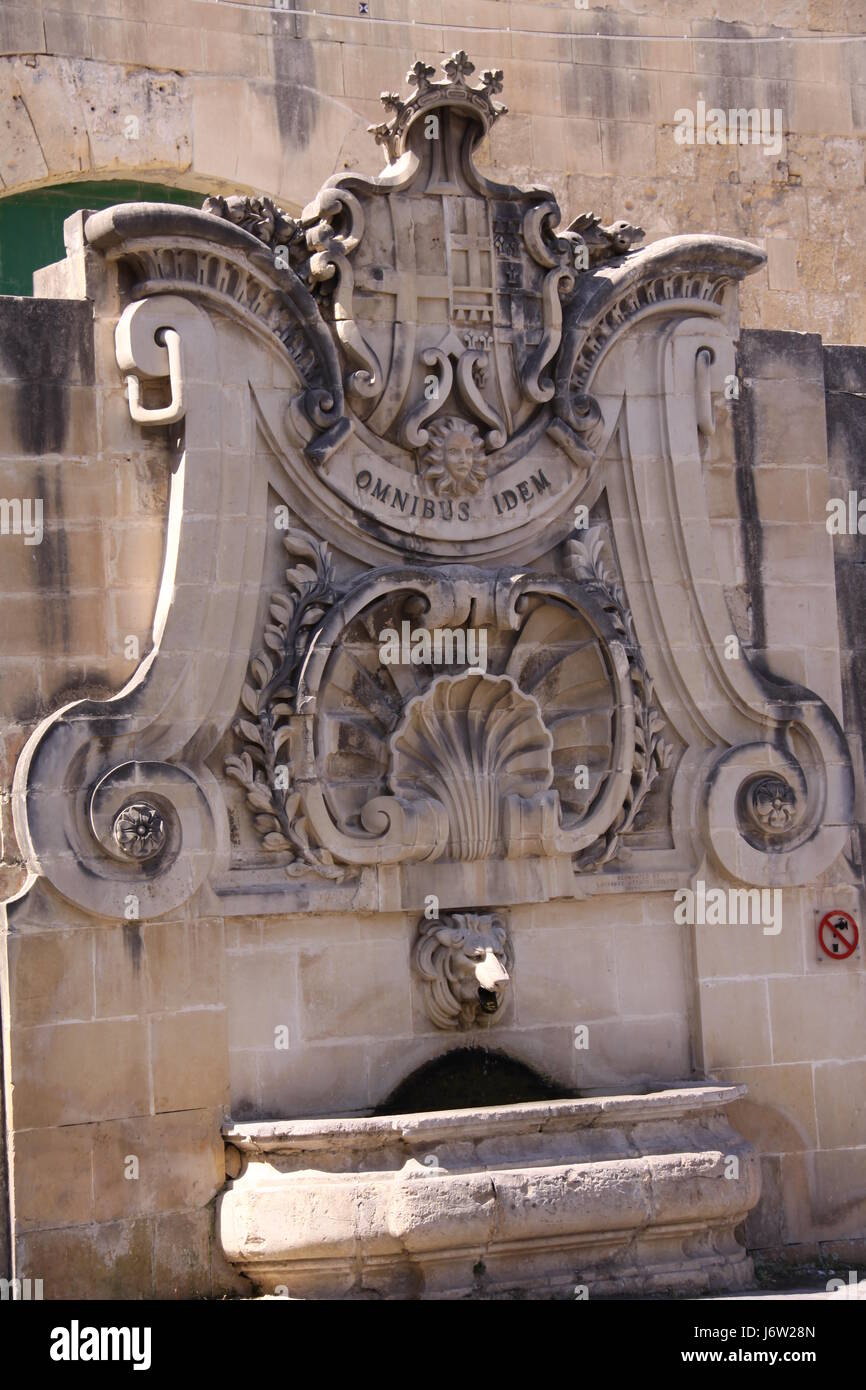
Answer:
817, 910, 860, 961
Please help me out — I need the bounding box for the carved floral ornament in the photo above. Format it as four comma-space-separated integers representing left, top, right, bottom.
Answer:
112, 803, 166, 861
743, 775, 801, 834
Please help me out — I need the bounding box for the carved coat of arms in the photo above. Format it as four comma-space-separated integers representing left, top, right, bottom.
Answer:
305, 53, 595, 465
205, 53, 642, 550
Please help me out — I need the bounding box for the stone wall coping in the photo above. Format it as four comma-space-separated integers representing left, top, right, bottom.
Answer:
223, 1083, 748, 1152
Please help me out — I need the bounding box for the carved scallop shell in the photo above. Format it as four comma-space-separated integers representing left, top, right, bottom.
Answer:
389, 672, 553, 861
315, 593, 620, 853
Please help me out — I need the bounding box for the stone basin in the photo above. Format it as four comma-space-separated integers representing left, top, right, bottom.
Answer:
218, 1083, 761, 1299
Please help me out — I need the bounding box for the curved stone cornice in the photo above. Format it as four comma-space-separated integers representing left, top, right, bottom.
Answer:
607, 313, 854, 887
85, 203, 352, 465
12, 295, 249, 919
556, 234, 767, 401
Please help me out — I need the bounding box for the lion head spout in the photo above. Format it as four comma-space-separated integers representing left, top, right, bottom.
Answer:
413, 911, 513, 1030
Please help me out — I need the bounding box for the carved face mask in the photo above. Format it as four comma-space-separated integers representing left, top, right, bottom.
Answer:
444, 433, 479, 483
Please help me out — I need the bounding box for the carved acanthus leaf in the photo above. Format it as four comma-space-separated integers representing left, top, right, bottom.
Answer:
565, 526, 673, 870
226, 528, 353, 881
203, 194, 308, 270
565, 211, 645, 266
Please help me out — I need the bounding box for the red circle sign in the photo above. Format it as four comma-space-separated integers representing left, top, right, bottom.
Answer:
818, 911, 859, 960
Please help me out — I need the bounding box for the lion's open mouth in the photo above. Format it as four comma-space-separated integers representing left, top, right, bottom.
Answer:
477, 987, 500, 1013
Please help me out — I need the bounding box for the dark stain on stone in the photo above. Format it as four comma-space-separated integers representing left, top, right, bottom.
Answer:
732, 331, 767, 654
0, 299, 94, 456
16, 377, 65, 455
123, 920, 144, 973
823, 343, 866, 876
32, 464, 71, 656
272, 15, 317, 156
0, 302, 93, 656
375, 1047, 574, 1116
232, 1094, 259, 1122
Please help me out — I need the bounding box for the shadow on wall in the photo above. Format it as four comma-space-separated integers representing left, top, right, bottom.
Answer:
374, 1048, 575, 1116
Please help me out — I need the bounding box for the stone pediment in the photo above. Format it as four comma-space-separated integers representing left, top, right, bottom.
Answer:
10, 54, 855, 925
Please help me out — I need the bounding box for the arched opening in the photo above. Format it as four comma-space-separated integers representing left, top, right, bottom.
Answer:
374, 1048, 574, 1116
0, 180, 204, 296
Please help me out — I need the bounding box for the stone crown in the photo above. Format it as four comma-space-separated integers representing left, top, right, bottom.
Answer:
368, 51, 508, 162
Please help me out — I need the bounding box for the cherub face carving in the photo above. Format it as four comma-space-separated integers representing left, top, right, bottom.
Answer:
419, 417, 488, 498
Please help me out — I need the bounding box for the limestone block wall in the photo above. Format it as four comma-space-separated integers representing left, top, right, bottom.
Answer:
3, 883, 240, 1297
1, 2, 866, 342
225, 896, 692, 1122
705, 329, 866, 1263
0, 254, 244, 1294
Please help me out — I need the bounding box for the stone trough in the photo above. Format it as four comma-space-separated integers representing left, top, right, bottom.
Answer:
219, 1083, 761, 1300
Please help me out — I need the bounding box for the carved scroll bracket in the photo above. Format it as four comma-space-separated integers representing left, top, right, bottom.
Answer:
605, 312, 854, 888
703, 728, 851, 888
12, 294, 264, 919
84, 202, 353, 468
305, 187, 383, 405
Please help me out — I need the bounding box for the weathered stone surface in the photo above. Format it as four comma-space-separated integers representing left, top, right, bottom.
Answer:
219, 1085, 761, 1299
